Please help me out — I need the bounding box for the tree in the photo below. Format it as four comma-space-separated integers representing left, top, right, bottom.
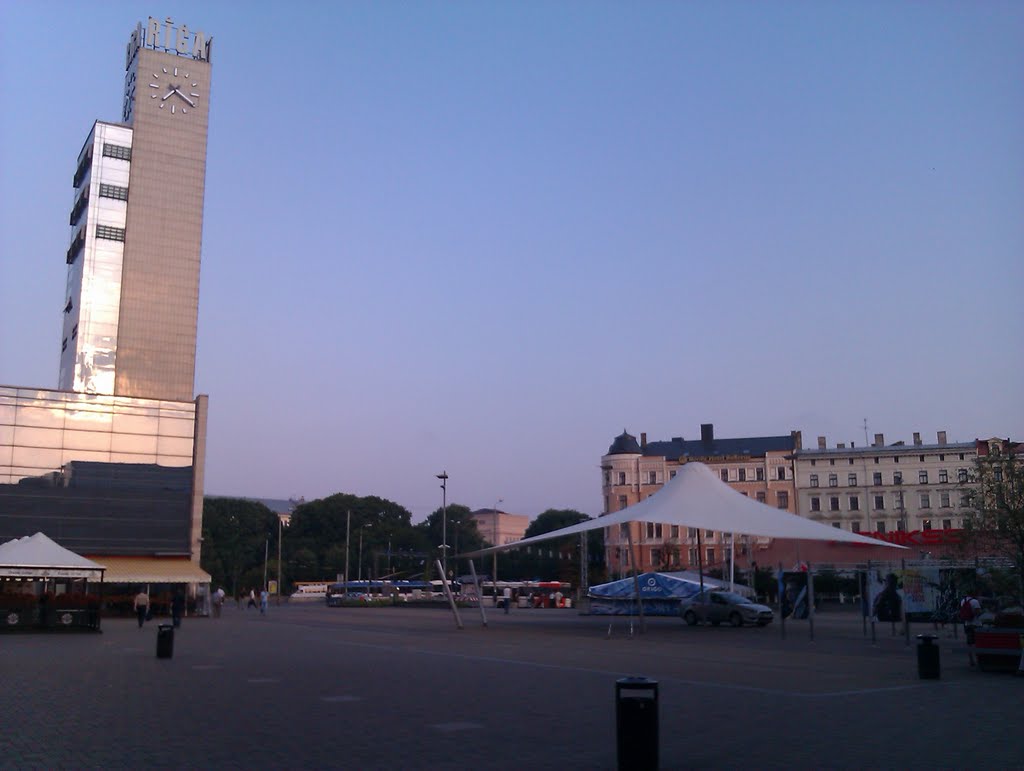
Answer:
414, 504, 485, 577
510, 509, 601, 585
201, 497, 279, 598
961, 441, 1024, 602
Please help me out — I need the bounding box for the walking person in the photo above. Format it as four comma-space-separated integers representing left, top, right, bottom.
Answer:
133, 588, 150, 629
503, 585, 512, 615
171, 591, 186, 629
259, 588, 269, 615
247, 588, 257, 610
960, 591, 982, 666
212, 587, 225, 618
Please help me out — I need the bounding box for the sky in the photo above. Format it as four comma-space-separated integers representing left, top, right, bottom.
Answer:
1, 2, 1022, 523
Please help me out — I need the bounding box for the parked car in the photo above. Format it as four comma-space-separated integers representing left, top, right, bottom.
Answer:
680, 590, 774, 627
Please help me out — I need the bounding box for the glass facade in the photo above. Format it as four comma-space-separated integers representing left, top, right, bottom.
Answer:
58, 122, 133, 395
0, 386, 199, 555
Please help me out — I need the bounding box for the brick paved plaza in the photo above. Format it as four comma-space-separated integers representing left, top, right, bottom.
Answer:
1, 602, 1021, 769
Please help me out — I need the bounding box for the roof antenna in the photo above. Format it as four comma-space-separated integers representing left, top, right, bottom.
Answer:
863, 418, 869, 447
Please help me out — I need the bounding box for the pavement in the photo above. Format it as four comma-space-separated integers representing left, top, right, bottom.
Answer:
1, 602, 1021, 770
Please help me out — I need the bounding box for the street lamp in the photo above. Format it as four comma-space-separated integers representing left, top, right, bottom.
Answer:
492, 498, 503, 600
436, 471, 448, 579
358, 523, 372, 584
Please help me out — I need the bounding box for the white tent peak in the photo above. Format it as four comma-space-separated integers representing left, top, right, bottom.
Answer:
0, 532, 106, 570
464, 461, 905, 556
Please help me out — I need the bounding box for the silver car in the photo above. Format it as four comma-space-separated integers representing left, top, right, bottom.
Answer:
680, 590, 774, 627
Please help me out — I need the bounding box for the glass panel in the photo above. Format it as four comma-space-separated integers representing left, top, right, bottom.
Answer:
112, 413, 160, 435
157, 435, 194, 458
12, 426, 64, 448
61, 449, 114, 465
0, 403, 15, 425
158, 417, 195, 438
62, 428, 113, 452
14, 405, 65, 429
111, 432, 158, 454
0, 424, 14, 445
11, 446, 63, 470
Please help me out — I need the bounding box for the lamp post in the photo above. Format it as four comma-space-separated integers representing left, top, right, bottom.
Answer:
436, 471, 448, 579
276, 514, 285, 606
358, 523, 371, 583
492, 498, 503, 599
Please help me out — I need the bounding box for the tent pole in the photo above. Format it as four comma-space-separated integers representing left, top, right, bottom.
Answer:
729, 532, 735, 592
625, 526, 645, 634
807, 562, 815, 642
696, 529, 705, 625
468, 559, 487, 627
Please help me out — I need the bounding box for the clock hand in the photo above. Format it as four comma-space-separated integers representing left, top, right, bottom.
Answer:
162, 89, 175, 101
174, 89, 196, 107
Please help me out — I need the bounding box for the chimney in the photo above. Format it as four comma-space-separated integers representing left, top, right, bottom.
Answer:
700, 423, 714, 447
817, 436, 826, 450
913, 432, 921, 446
874, 433, 884, 447
937, 430, 947, 445
791, 430, 802, 450
640, 432, 647, 449
837, 443, 846, 449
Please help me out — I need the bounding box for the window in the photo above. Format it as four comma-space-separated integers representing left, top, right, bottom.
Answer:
922, 519, 932, 531
755, 492, 765, 503
829, 496, 840, 511
874, 495, 885, 510
810, 497, 821, 512
848, 473, 857, 486
688, 548, 698, 565
688, 528, 697, 539
64, 298, 73, 314
706, 548, 715, 565
669, 470, 676, 480
650, 549, 661, 567
738, 468, 746, 482
939, 454, 945, 461
894, 456, 900, 463
810, 474, 819, 487
102, 142, 132, 161
874, 457, 880, 464
958, 468, 968, 483
828, 474, 838, 487
61, 338, 67, 352
877, 521, 886, 534
849, 495, 860, 511
995, 467, 1003, 482
873, 472, 882, 486
777, 467, 786, 481
940, 492, 950, 508
71, 323, 78, 338
851, 521, 861, 533
942, 519, 952, 530
98, 183, 129, 201
920, 493, 931, 509
603, 471, 610, 486
655, 523, 662, 539
670, 525, 679, 539
617, 495, 627, 510
897, 520, 906, 532
829, 459, 835, 466
849, 458, 855, 465
604, 496, 610, 513
919, 471, 928, 484
939, 469, 948, 484
959, 453, 965, 461
960, 493, 970, 507
895, 492, 904, 510
617, 472, 626, 486
756, 468, 764, 481
810, 459, 816, 466
777, 491, 789, 509
705, 530, 714, 539
893, 471, 903, 485
832, 522, 841, 529
95, 224, 126, 242
645, 522, 655, 539
720, 469, 729, 482
647, 471, 657, 485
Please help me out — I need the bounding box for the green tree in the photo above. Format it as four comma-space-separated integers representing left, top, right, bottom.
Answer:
510, 509, 600, 585
415, 504, 485, 577
201, 497, 279, 598
961, 442, 1024, 602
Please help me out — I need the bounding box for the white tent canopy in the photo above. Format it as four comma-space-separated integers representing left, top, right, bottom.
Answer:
464, 461, 905, 556
0, 532, 106, 578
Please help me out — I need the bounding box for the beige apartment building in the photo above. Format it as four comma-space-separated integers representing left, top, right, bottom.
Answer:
471, 508, 530, 547
792, 431, 980, 540
600, 423, 800, 576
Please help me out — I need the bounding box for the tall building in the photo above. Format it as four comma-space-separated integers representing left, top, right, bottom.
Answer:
1, 17, 214, 592
600, 424, 799, 576
59, 18, 213, 401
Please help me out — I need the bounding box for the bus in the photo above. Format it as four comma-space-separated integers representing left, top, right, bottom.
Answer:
325, 580, 431, 606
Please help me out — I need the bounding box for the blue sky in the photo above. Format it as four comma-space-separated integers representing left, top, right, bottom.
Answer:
2, 2, 1022, 521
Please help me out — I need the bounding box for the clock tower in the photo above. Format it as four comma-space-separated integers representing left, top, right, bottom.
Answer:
59, 17, 213, 401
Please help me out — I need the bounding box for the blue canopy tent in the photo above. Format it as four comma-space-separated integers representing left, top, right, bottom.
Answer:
588, 571, 730, 616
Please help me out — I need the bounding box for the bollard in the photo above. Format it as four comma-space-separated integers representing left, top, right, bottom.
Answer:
916, 634, 939, 679
156, 623, 175, 659
615, 677, 658, 771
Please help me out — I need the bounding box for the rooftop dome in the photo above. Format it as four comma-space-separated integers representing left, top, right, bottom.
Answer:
607, 430, 641, 455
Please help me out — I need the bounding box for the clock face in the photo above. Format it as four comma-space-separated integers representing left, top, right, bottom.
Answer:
148, 66, 200, 116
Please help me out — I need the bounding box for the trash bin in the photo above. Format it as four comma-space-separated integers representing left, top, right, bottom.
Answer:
916, 634, 939, 679
615, 677, 658, 771
157, 623, 174, 659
